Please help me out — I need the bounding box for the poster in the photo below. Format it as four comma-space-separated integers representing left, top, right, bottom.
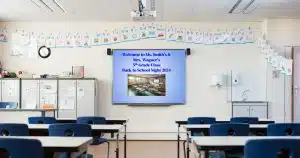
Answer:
0, 27, 8, 42
130, 26, 140, 41
120, 27, 130, 42
175, 28, 185, 42
102, 30, 112, 45
55, 32, 65, 48
139, 24, 147, 39
91, 32, 102, 46
286, 59, 293, 76
28, 34, 38, 59
156, 24, 165, 40
166, 26, 177, 41
37, 33, 46, 47
111, 29, 121, 43
65, 33, 74, 48
45, 33, 56, 48
185, 29, 194, 43
81, 33, 91, 48
146, 23, 156, 38
73, 32, 82, 47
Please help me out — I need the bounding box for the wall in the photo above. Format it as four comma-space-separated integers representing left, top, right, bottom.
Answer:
264, 19, 300, 123
0, 21, 266, 139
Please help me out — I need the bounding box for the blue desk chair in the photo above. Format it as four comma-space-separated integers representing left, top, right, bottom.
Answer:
0, 102, 18, 109
244, 139, 300, 158
77, 117, 110, 158
267, 123, 300, 136
230, 117, 259, 124
184, 117, 216, 158
0, 124, 29, 136
49, 124, 93, 158
28, 117, 56, 124
0, 138, 43, 158
209, 123, 249, 158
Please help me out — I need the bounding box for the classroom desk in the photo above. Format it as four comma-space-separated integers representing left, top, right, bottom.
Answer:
191, 136, 300, 158
175, 120, 273, 158
28, 124, 124, 158
56, 118, 129, 158
183, 124, 268, 158
0, 136, 92, 158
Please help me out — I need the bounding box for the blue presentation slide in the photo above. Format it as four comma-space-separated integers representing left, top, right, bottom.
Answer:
113, 49, 186, 105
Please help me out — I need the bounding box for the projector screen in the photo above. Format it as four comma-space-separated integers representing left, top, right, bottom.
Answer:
113, 49, 186, 105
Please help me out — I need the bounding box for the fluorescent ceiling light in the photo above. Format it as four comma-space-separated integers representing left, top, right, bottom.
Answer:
53, 0, 66, 13
229, 0, 243, 13
39, 0, 54, 12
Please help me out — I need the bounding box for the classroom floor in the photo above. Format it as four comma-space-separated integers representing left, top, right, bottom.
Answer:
88, 141, 183, 158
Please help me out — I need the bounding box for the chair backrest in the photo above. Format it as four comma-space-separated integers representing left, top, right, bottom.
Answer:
187, 117, 216, 124
76, 117, 106, 124
267, 123, 300, 136
0, 138, 43, 158
230, 117, 259, 124
0, 102, 18, 109
0, 124, 29, 136
28, 117, 56, 124
49, 124, 92, 137
244, 139, 300, 158
210, 123, 249, 136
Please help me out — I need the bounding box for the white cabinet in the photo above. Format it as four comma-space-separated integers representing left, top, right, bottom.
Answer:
233, 106, 250, 117
232, 101, 268, 119
250, 106, 268, 118
39, 80, 57, 109
57, 79, 96, 119
21, 80, 39, 109
1, 79, 20, 105
76, 79, 96, 117
58, 80, 77, 119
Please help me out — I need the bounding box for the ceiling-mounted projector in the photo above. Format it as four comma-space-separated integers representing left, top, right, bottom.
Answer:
131, 0, 156, 21
131, 10, 156, 21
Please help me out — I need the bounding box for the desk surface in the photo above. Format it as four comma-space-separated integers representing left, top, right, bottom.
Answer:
56, 118, 128, 121
184, 124, 267, 130
0, 136, 92, 148
28, 124, 123, 131
192, 136, 300, 146
176, 119, 274, 125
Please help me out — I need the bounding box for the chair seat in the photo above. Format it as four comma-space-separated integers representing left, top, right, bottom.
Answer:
91, 137, 109, 145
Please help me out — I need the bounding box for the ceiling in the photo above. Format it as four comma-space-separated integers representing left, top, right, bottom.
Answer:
0, 0, 300, 21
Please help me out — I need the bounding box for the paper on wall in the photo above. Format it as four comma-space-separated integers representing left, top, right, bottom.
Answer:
73, 32, 82, 47
59, 99, 75, 110
185, 29, 194, 43
27, 36, 38, 59
0, 27, 8, 42
286, 59, 293, 76
37, 33, 46, 47
67, 88, 76, 97
65, 33, 74, 48
120, 27, 130, 42
45, 33, 56, 48
166, 26, 177, 41
156, 24, 165, 40
91, 32, 102, 46
81, 33, 91, 48
139, 24, 147, 39
175, 28, 185, 43
77, 88, 85, 99
280, 57, 287, 74
102, 30, 111, 45
55, 32, 65, 48
111, 29, 121, 43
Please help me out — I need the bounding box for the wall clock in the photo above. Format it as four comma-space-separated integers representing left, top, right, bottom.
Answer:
38, 46, 51, 58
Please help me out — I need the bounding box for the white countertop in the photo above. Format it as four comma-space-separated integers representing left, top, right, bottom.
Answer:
192, 136, 300, 146
28, 124, 123, 131
0, 136, 92, 148
184, 124, 268, 130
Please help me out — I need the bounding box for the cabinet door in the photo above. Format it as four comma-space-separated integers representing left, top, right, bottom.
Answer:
21, 80, 39, 109
58, 80, 76, 119
77, 80, 95, 117
39, 80, 57, 109
232, 106, 250, 117
2, 79, 20, 105
250, 106, 268, 119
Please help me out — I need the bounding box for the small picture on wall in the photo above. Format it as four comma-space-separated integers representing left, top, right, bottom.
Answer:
127, 74, 166, 96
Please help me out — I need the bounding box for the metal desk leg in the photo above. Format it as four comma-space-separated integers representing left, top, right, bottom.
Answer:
177, 124, 180, 158
41, 111, 45, 117
124, 124, 127, 158
186, 132, 190, 158
116, 132, 119, 158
